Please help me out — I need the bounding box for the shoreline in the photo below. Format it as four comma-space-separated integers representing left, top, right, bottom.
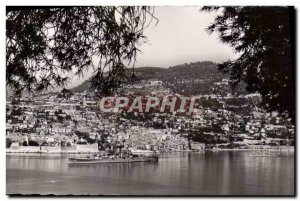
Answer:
6, 147, 294, 155
206, 148, 294, 152
6, 150, 99, 154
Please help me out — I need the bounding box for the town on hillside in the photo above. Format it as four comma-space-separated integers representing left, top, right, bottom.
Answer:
6, 66, 295, 154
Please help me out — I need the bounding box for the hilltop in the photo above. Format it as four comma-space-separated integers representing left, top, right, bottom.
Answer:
71, 61, 247, 96
71, 61, 231, 93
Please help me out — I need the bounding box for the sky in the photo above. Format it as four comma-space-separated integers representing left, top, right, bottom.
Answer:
135, 6, 237, 68
71, 6, 237, 87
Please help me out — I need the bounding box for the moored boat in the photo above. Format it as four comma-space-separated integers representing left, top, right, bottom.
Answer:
250, 149, 281, 157
68, 152, 159, 164
68, 154, 159, 164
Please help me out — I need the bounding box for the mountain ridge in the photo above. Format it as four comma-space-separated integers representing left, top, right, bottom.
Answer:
71, 61, 226, 93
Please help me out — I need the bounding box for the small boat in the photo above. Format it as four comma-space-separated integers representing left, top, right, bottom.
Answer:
250, 149, 281, 157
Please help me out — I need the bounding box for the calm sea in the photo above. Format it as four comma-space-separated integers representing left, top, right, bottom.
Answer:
6, 151, 294, 195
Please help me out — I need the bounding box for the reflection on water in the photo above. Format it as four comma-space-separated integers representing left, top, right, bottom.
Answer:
6, 151, 294, 195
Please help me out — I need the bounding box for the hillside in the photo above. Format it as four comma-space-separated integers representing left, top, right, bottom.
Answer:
71, 61, 245, 95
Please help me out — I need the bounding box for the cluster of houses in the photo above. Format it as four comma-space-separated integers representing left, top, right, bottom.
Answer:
6, 79, 294, 153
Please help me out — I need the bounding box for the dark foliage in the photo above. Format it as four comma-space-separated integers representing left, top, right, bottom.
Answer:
6, 138, 12, 148
57, 88, 73, 99
201, 7, 295, 122
187, 127, 227, 144
28, 140, 39, 146
74, 130, 97, 144
6, 6, 156, 96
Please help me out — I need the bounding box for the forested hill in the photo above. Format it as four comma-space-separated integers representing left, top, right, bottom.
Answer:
71, 61, 245, 95
132, 61, 224, 80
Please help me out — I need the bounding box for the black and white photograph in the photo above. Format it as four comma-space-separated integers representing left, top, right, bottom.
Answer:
5, 5, 295, 196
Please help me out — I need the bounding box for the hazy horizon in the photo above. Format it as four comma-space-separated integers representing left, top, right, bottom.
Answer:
69, 6, 237, 89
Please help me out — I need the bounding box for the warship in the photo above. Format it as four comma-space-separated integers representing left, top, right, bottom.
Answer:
68, 149, 159, 164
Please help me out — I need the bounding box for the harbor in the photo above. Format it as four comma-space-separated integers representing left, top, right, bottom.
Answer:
6, 151, 294, 195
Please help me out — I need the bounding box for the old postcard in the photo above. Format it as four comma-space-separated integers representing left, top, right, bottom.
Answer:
6, 6, 295, 196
